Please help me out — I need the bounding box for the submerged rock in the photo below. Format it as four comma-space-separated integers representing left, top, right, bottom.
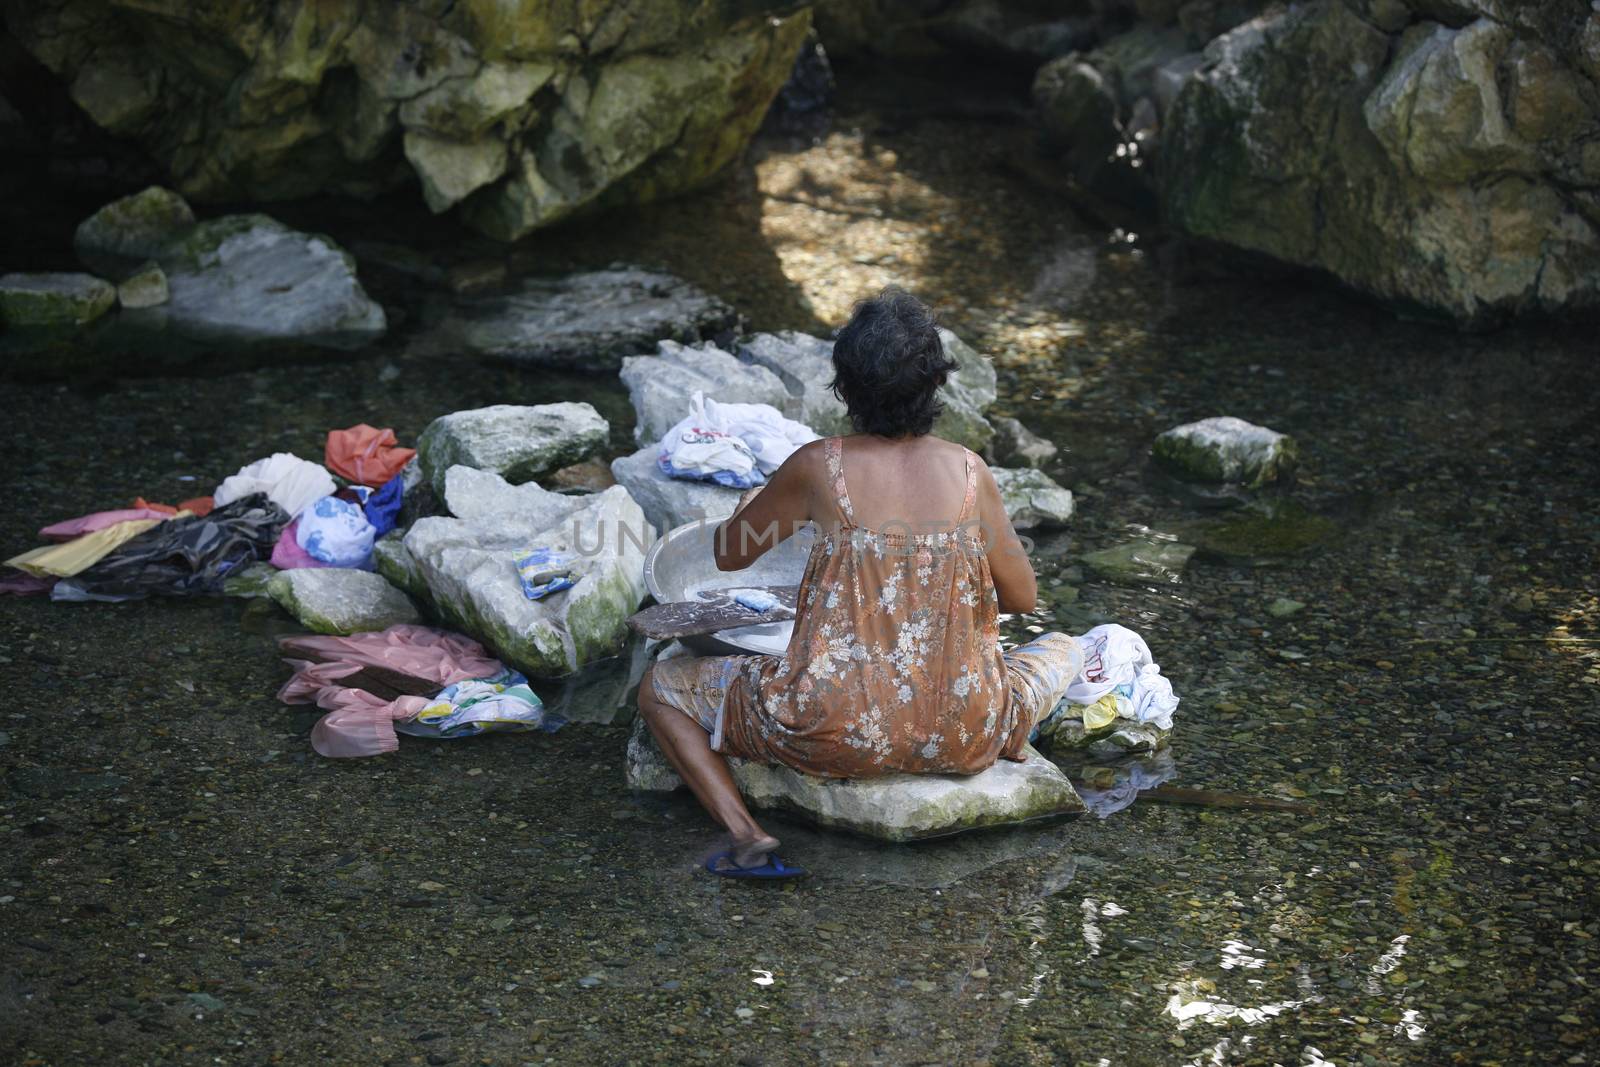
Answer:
986, 416, 1059, 469
610, 446, 741, 535
115, 263, 168, 309
1152, 416, 1298, 488
1083, 537, 1196, 584
991, 468, 1075, 529
417, 402, 608, 497
622, 340, 791, 445
0, 272, 116, 327
1182, 499, 1338, 564
402, 467, 653, 678
267, 568, 421, 635
155, 215, 386, 347
626, 717, 1084, 842
431, 268, 739, 369
73, 186, 195, 268
6, 4, 809, 241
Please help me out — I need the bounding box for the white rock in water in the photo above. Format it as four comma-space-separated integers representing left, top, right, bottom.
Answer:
403, 469, 654, 678
155, 214, 386, 348
417, 402, 609, 497
625, 717, 1084, 842
621, 339, 790, 445
737, 327, 999, 451
992, 468, 1075, 528
609, 445, 740, 535
431, 268, 738, 368
1041, 715, 1171, 759
986, 416, 1058, 468
1152, 416, 1298, 488
372, 531, 432, 608
1082, 537, 1195, 584
116, 262, 169, 309
267, 568, 421, 635
74, 186, 195, 265
0, 272, 116, 327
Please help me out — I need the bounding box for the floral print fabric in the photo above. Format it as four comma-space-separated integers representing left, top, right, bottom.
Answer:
653, 436, 1071, 778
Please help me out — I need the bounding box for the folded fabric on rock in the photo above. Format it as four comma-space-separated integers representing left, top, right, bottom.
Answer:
277, 625, 563, 757
325, 424, 416, 488
8, 518, 165, 577
1061, 623, 1180, 731
295, 496, 376, 569
213, 453, 336, 519
133, 496, 215, 518
52, 495, 287, 603
39, 507, 174, 542
515, 546, 579, 600
656, 391, 818, 487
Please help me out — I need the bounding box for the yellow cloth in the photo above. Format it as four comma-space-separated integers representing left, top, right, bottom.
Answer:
1081, 693, 1121, 730
5, 518, 163, 578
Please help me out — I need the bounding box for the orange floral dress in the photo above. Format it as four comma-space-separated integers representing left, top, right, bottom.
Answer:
651, 436, 1066, 779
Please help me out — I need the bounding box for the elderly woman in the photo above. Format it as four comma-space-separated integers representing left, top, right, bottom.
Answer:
637, 289, 1082, 878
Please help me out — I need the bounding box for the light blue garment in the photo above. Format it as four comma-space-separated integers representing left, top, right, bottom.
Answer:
515, 546, 579, 600
295, 496, 376, 569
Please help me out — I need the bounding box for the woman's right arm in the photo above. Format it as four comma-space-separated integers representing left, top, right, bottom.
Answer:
974, 462, 1037, 614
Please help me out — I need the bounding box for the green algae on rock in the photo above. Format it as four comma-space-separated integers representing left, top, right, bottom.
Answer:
73, 186, 196, 267
417, 402, 609, 497
1152, 415, 1298, 488
1083, 536, 1196, 584
267, 568, 422, 636
0, 272, 116, 327
1184, 499, 1339, 564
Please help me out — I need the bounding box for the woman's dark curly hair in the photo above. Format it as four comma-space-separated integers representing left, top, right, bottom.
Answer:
829, 287, 956, 438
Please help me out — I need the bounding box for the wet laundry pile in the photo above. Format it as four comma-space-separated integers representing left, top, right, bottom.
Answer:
2, 422, 415, 601
1056, 624, 1181, 732
277, 625, 564, 758
656, 391, 817, 489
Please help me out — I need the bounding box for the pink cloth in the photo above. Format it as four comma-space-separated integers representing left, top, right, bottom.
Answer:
270, 519, 332, 570
39, 508, 173, 543
277, 626, 508, 758
0, 572, 57, 596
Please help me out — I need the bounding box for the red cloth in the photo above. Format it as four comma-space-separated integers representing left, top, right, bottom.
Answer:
132, 496, 215, 517
325, 425, 415, 488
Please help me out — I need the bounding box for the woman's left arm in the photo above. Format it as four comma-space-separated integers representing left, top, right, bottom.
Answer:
713, 443, 816, 571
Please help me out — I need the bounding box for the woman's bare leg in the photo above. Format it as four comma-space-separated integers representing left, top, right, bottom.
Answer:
638, 666, 779, 867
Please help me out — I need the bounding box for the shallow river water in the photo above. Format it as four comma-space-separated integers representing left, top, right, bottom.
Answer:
2, 74, 1598, 1066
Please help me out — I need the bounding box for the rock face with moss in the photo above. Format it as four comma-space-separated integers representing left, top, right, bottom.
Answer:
1032, 0, 1600, 325
5, 1, 811, 240
401, 467, 653, 678
1152, 416, 1297, 488
0, 272, 116, 327
417, 402, 608, 497
625, 717, 1084, 842
267, 568, 421, 635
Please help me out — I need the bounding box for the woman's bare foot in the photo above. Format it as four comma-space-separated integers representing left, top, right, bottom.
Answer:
729, 832, 780, 869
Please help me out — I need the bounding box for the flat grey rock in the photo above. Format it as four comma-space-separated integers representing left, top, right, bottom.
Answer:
417, 402, 608, 497
267, 567, 421, 635
609, 446, 740, 535
621, 339, 790, 445
1082, 537, 1196, 584
1152, 416, 1298, 488
432, 268, 738, 369
626, 716, 1083, 842
987, 416, 1058, 468
403, 475, 653, 678
155, 214, 386, 348
0, 272, 116, 327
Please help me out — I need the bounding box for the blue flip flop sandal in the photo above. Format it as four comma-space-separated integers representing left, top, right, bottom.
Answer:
704, 850, 809, 880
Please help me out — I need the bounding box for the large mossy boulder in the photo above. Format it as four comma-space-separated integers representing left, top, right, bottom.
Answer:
266, 568, 422, 635
401, 467, 653, 678
417, 402, 609, 497
625, 717, 1084, 842
1152, 416, 1297, 488
0, 272, 116, 327
1159, 1, 1600, 326
6, 2, 811, 241
74, 186, 195, 268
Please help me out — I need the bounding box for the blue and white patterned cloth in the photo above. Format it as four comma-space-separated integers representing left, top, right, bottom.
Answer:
295, 496, 376, 569
515, 546, 578, 600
